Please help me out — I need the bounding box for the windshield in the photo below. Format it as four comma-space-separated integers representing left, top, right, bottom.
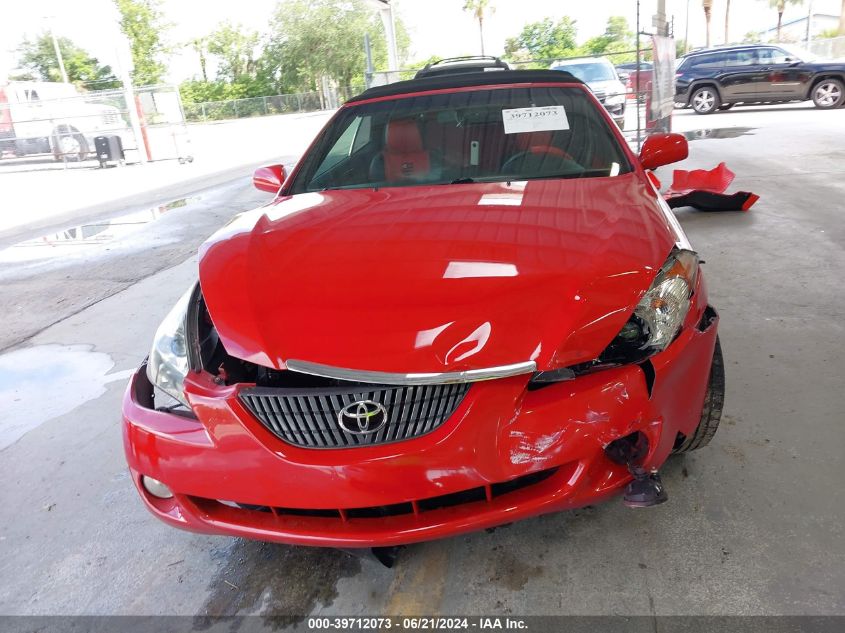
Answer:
551, 62, 616, 83
290, 86, 630, 193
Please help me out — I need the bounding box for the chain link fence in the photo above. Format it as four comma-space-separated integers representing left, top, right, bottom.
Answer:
182, 84, 366, 122
809, 35, 845, 60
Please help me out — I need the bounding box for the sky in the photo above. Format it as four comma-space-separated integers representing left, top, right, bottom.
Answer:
1, 0, 841, 84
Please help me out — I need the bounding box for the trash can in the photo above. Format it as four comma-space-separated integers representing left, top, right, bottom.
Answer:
94, 135, 125, 168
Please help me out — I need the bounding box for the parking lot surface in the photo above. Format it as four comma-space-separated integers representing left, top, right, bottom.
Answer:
0, 103, 843, 617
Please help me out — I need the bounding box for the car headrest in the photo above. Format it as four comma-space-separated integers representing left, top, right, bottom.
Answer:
386, 119, 424, 153
514, 131, 555, 150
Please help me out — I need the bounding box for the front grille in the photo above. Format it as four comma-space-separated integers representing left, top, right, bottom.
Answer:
239, 382, 470, 449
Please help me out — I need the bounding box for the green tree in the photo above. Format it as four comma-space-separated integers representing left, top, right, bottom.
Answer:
582, 16, 634, 58
768, 0, 803, 42
503, 17, 578, 63
262, 0, 408, 96
13, 34, 120, 88
207, 22, 260, 83
180, 22, 274, 107
114, 0, 168, 85
463, 0, 495, 55
191, 37, 209, 82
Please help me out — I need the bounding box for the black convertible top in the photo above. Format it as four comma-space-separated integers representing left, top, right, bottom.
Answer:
347, 70, 582, 103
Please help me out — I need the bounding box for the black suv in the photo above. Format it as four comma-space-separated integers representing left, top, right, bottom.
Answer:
675, 44, 845, 114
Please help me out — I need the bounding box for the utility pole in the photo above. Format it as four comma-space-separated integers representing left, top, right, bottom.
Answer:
684, 0, 691, 53
805, 0, 814, 48
364, 0, 399, 72
44, 16, 69, 83
115, 35, 148, 164
655, 0, 669, 36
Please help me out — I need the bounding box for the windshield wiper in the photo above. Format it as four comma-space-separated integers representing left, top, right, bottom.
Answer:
449, 177, 476, 184
519, 169, 610, 181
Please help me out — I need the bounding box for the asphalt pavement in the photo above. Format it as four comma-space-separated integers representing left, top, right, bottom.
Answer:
0, 102, 843, 618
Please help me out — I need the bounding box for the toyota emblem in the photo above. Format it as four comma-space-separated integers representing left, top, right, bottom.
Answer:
338, 400, 389, 435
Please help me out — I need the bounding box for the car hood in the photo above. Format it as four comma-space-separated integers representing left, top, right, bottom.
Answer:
199, 174, 679, 374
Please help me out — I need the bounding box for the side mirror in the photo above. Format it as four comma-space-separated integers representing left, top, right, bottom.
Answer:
639, 133, 688, 170
253, 164, 287, 193
618, 72, 631, 83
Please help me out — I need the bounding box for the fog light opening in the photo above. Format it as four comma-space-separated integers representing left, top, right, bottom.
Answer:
141, 475, 174, 499
604, 432, 669, 508
604, 431, 649, 467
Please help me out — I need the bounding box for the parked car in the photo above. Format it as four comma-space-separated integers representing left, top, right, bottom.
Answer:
616, 61, 654, 98
123, 70, 722, 560
675, 44, 845, 113
550, 57, 627, 127
0, 81, 123, 160
414, 56, 510, 79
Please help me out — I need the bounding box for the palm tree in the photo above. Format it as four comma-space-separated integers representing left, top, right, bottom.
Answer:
725, 0, 732, 44
463, 0, 494, 55
703, 0, 713, 47
769, 0, 803, 42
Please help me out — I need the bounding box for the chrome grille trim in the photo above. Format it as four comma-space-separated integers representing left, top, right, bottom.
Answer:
239, 382, 471, 449
284, 359, 536, 386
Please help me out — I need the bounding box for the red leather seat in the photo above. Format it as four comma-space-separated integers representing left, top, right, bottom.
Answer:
382, 119, 431, 182
513, 131, 568, 158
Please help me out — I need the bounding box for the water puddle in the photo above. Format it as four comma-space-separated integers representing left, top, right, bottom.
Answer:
197, 539, 361, 621
0, 344, 132, 450
0, 196, 198, 265
683, 127, 756, 141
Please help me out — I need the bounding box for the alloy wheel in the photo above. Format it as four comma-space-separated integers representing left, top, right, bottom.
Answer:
814, 81, 842, 108
692, 89, 717, 113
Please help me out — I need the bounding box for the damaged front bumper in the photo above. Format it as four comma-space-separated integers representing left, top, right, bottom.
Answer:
123, 314, 718, 548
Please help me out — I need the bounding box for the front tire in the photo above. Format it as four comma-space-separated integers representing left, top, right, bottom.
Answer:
811, 78, 845, 109
51, 125, 89, 161
718, 103, 735, 111
690, 86, 720, 114
673, 336, 725, 453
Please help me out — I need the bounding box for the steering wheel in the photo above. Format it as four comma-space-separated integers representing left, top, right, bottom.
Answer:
501, 145, 580, 175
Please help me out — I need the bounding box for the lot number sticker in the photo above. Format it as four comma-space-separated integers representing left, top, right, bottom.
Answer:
502, 106, 569, 134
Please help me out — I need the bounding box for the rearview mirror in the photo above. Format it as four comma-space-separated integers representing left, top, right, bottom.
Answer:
253, 164, 287, 193
639, 133, 688, 170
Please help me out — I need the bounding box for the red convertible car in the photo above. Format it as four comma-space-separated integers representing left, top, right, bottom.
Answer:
123, 71, 723, 559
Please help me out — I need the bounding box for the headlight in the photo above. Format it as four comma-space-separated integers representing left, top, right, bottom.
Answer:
146, 284, 198, 407
600, 249, 699, 364
605, 93, 626, 106
529, 249, 699, 387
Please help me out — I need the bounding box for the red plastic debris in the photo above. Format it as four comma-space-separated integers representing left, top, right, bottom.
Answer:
663, 162, 758, 212
667, 162, 735, 196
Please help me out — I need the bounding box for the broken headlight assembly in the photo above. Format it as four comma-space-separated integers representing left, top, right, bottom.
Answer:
601, 248, 699, 363
146, 284, 200, 408
531, 249, 699, 385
